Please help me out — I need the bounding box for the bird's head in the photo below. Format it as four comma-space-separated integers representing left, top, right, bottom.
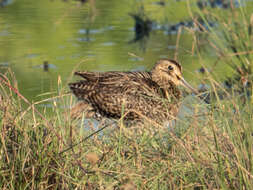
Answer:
151, 59, 198, 93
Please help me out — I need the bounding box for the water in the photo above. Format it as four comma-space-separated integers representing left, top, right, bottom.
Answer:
0, 0, 252, 102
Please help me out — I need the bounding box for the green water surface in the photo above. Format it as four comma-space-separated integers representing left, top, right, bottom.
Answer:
0, 0, 252, 103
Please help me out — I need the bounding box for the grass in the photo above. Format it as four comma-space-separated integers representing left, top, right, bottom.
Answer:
1, 1, 253, 190
1, 68, 253, 190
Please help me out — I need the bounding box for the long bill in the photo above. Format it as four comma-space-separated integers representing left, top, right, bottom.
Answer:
181, 78, 199, 95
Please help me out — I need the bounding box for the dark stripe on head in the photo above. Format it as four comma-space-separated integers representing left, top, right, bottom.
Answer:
168, 59, 182, 72
157, 59, 182, 72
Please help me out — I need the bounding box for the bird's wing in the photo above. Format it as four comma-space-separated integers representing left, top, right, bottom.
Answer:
69, 71, 165, 119
69, 71, 157, 96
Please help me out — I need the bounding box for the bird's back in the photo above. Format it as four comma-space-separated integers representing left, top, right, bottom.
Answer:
69, 71, 157, 99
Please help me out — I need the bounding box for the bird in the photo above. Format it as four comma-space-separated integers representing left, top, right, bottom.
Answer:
68, 59, 198, 125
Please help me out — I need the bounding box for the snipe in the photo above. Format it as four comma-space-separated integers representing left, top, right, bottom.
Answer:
69, 59, 197, 125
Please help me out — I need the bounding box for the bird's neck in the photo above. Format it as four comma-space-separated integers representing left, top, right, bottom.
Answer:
151, 71, 181, 100
161, 83, 181, 100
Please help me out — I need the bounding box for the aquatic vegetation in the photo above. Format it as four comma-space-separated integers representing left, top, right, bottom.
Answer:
192, 0, 253, 102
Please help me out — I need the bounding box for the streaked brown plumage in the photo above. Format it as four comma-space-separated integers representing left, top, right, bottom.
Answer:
69, 59, 197, 125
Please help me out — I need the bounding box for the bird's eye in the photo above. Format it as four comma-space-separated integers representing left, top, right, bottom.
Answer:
168, 65, 173, 71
